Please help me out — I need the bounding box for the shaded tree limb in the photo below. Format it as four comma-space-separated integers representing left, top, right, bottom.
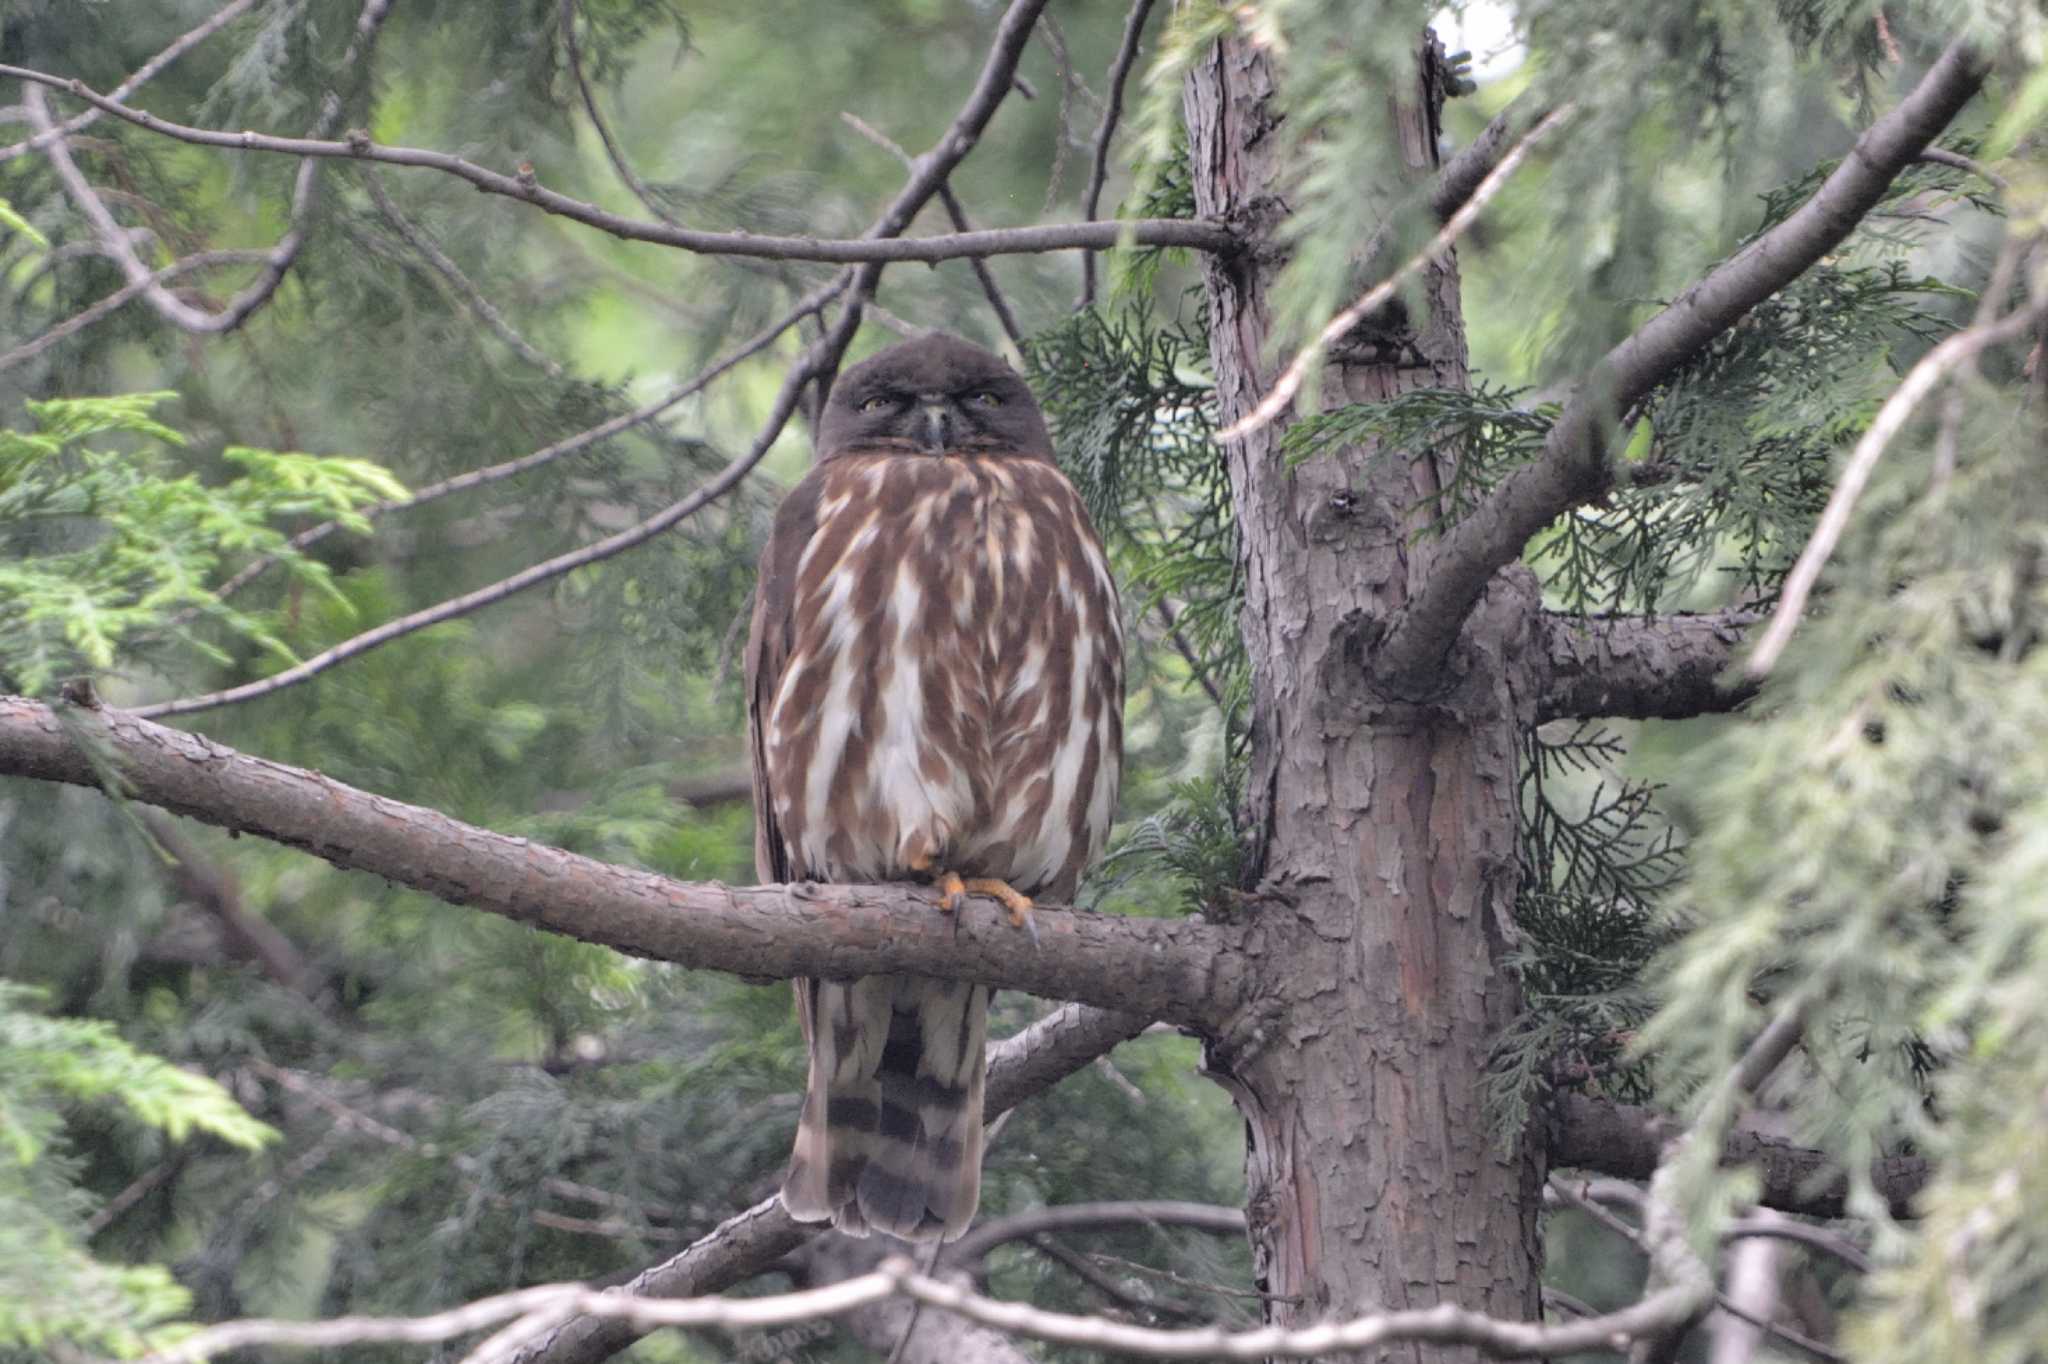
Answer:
1430, 96, 1545, 221
1374, 39, 1990, 694
1533, 608, 1760, 722
141, 810, 316, 996
1551, 1094, 1927, 1221
0, 61, 1236, 265
0, 0, 258, 164
945, 1200, 1248, 1278
1076, 0, 1158, 309
0, 697, 1241, 1024
512, 1002, 1153, 1364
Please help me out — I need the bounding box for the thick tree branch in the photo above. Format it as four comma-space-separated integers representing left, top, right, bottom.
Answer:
512, 1002, 1153, 1364
0, 697, 1242, 1025
1534, 609, 1760, 722
1550, 1095, 1927, 1220
1374, 39, 1989, 693
0, 62, 1236, 265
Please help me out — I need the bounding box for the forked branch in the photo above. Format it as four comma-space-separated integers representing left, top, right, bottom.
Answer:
1373, 39, 1989, 693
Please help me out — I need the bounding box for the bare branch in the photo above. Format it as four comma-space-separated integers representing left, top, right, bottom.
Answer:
16, 0, 394, 337
1217, 105, 1575, 444
1375, 40, 1990, 692
1746, 282, 2048, 677
0, 0, 258, 164
1077, 0, 1158, 309
0, 697, 1242, 1028
0, 249, 268, 372
1534, 609, 1760, 722
132, 343, 817, 719
0, 63, 1236, 265
557, 0, 681, 226
1916, 146, 2009, 192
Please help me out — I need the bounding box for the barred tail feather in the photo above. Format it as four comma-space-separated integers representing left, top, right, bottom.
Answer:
780, 977, 988, 1242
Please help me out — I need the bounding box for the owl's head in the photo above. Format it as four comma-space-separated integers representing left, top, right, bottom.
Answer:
816, 332, 1053, 462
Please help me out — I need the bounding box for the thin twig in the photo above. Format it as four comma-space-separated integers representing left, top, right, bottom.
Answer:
1217, 105, 1575, 443
1916, 146, 2009, 192
1077, 0, 1158, 309
204, 274, 846, 608
132, 342, 820, 719
0, 62, 1237, 264
1746, 287, 2048, 677
1932, 234, 2024, 486
361, 166, 566, 376
0, 249, 268, 372
558, 0, 680, 225
839, 111, 1022, 344
0, 0, 258, 164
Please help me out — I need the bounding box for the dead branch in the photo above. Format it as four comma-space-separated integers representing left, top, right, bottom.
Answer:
1374, 39, 1990, 694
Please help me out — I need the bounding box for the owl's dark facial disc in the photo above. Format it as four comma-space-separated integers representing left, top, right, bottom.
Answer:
817, 332, 1053, 462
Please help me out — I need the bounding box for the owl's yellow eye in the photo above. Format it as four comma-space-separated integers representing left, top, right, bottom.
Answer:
970, 390, 1002, 408
858, 395, 891, 413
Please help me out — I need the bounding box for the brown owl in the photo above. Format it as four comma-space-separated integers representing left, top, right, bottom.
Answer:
745, 332, 1124, 1240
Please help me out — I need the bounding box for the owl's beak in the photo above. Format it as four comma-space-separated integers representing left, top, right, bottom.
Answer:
918, 401, 952, 453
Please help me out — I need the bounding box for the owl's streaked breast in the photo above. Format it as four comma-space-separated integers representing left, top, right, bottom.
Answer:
764, 452, 1123, 901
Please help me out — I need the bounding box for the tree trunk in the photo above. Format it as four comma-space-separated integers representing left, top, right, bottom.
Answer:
1184, 32, 1545, 1340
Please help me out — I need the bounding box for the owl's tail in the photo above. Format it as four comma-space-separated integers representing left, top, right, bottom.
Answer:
781, 976, 988, 1242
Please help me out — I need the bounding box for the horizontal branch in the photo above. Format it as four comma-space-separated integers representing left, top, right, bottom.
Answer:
1551, 1094, 1928, 1220
0, 697, 1243, 1028
1373, 38, 1989, 692
1533, 609, 1760, 722
0, 63, 1236, 264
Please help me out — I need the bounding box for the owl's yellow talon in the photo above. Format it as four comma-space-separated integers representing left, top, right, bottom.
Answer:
963, 878, 1035, 931
934, 870, 966, 913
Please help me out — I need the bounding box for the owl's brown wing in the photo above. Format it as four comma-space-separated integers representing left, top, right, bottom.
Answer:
745, 470, 822, 889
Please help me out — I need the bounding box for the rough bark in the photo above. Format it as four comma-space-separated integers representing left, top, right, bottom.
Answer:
1534, 610, 1760, 722
1185, 32, 1543, 1343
